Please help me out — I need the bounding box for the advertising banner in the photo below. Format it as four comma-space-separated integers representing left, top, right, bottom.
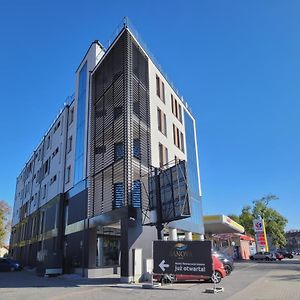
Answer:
153, 240, 213, 276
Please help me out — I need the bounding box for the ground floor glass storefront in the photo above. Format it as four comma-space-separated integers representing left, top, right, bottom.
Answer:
96, 224, 121, 267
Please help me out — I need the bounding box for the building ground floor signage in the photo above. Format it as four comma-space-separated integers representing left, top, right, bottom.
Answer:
153, 240, 213, 276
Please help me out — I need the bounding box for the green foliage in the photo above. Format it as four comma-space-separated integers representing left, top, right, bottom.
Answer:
227, 214, 241, 224
0, 200, 10, 247
229, 194, 287, 248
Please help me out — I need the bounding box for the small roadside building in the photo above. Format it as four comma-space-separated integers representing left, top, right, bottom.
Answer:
203, 215, 255, 259
0, 246, 9, 257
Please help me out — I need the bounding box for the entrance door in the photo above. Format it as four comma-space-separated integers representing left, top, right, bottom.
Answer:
96, 235, 120, 267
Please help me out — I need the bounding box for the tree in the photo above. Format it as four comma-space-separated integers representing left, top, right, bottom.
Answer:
227, 214, 241, 224
0, 200, 11, 247
228, 195, 287, 248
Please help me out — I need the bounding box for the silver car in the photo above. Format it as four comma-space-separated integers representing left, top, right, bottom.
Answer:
249, 251, 275, 261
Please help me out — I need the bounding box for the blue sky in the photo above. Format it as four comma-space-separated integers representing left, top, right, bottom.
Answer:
0, 1, 299, 230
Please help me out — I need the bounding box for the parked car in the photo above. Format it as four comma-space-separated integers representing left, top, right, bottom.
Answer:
272, 252, 284, 261
212, 250, 234, 275
0, 258, 22, 272
277, 250, 294, 259
249, 252, 275, 261
153, 255, 226, 284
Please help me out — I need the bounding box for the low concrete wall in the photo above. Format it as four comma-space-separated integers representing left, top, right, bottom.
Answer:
84, 267, 120, 278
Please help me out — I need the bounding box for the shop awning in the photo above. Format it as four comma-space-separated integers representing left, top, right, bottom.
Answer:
203, 215, 244, 234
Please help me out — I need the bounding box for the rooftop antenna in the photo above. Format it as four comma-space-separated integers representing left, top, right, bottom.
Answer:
123, 16, 128, 28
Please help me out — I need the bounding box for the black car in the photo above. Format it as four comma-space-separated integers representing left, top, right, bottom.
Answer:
0, 258, 22, 271
277, 250, 294, 259
212, 250, 234, 275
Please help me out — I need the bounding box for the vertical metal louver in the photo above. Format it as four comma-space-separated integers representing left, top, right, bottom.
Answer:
89, 28, 151, 219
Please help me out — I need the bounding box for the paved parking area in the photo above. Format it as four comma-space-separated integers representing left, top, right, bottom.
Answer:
1, 258, 300, 300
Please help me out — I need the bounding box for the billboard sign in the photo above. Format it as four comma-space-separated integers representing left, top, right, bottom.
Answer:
149, 161, 191, 223
153, 240, 213, 276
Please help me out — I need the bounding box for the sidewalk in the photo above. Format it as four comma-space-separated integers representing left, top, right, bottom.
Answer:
228, 260, 300, 300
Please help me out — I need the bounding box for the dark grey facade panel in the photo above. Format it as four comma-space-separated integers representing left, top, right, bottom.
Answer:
64, 231, 87, 271
45, 202, 57, 232
67, 189, 87, 225
10, 195, 64, 273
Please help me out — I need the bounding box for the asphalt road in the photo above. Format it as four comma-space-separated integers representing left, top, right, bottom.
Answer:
0, 258, 300, 300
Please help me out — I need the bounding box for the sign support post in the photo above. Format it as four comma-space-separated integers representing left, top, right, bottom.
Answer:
154, 167, 164, 240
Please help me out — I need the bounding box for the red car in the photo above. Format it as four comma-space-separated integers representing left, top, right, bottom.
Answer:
154, 255, 226, 284
273, 252, 284, 261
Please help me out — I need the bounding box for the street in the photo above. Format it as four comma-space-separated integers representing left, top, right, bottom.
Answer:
0, 258, 300, 300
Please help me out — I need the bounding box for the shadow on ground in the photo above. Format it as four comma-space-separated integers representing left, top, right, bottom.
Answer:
0, 270, 120, 289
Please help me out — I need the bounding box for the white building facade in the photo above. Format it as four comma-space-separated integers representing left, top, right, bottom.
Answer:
10, 23, 203, 282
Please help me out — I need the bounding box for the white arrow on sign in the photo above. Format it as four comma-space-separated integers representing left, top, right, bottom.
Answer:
159, 260, 170, 272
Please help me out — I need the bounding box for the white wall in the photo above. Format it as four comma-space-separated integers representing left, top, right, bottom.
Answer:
12, 107, 69, 226
148, 61, 187, 168
12, 41, 105, 226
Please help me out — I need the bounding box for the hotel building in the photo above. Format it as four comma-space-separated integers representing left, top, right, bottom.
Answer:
10, 21, 204, 282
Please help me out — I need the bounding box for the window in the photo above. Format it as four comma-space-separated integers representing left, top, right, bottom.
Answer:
38, 149, 42, 161
184, 110, 200, 195
156, 75, 160, 98
173, 124, 185, 152
69, 107, 74, 125
180, 132, 185, 153
173, 124, 177, 145
64, 204, 69, 227
40, 211, 45, 234
67, 136, 72, 153
114, 107, 122, 120
157, 108, 167, 136
178, 103, 182, 123
46, 136, 51, 149
44, 158, 50, 175
34, 193, 38, 206
54, 121, 61, 133
159, 143, 168, 168
114, 142, 124, 161
42, 184, 46, 199
114, 183, 124, 209
50, 174, 57, 185
31, 217, 35, 237
52, 147, 59, 158
95, 145, 106, 155
74, 62, 87, 185
161, 81, 165, 102
133, 102, 139, 116
133, 139, 141, 159
171, 94, 182, 123
96, 109, 106, 118
132, 180, 141, 208
156, 75, 165, 103
66, 166, 71, 183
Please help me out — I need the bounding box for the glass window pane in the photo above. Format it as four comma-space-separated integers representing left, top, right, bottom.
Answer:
132, 180, 141, 208
114, 183, 124, 209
